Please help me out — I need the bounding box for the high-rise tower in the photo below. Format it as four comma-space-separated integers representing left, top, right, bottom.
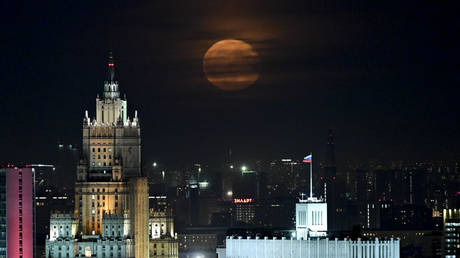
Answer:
324, 129, 336, 176
46, 53, 148, 258
322, 129, 344, 232
0, 167, 35, 258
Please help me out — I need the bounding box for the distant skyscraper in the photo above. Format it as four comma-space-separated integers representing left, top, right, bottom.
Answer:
322, 129, 344, 232
231, 168, 261, 225
0, 167, 35, 258
45, 53, 149, 257
443, 208, 460, 257
55, 143, 78, 191
325, 129, 336, 167
323, 129, 337, 183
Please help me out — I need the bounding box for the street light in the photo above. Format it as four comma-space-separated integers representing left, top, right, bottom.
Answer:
241, 165, 247, 172
153, 162, 157, 167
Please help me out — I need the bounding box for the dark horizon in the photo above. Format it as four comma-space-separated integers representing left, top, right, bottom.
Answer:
2, 0, 459, 165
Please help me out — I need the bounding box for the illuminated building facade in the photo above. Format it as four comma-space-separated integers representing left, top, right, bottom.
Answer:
221, 236, 400, 258
218, 158, 400, 258
46, 53, 149, 257
232, 198, 256, 225
444, 208, 460, 257
219, 200, 401, 258
232, 167, 261, 226
0, 167, 35, 258
296, 198, 327, 239
149, 199, 178, 258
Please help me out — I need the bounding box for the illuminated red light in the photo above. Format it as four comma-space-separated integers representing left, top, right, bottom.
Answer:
108, 63, 114, 67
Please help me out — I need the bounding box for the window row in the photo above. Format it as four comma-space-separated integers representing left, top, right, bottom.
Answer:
92, 147, 113, 153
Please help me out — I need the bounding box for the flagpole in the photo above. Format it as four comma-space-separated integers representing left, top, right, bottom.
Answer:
310, 152, 313, 199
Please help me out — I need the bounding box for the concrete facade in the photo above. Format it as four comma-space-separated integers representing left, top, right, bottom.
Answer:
296, 198, 328, 239
129, 177, 149, 258
224, 236, 400, 258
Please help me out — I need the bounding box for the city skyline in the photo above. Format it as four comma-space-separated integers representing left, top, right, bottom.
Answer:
1, 1, 459, 257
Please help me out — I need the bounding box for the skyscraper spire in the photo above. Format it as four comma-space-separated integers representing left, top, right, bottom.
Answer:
107, 51, 116, 82
104, 51, 120, 99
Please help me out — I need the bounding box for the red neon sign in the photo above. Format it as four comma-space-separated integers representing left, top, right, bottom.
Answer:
233, 198, 253, 204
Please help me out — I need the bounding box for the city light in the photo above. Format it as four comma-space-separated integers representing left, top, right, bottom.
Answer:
198, 181, 209, 188
14, 6, 444, 255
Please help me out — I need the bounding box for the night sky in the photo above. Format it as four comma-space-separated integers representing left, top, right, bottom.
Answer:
1, 0, 459, 166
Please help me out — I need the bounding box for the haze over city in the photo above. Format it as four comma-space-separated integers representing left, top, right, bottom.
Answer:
2, 0, 458, 166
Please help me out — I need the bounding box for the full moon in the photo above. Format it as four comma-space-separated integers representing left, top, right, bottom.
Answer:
203, 39, 259, 91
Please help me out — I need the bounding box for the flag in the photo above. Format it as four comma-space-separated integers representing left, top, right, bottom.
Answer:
303, 154, 312, 163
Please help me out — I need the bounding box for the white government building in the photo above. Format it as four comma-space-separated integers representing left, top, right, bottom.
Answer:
217, 159, 400, 258
218, 198, 400, 258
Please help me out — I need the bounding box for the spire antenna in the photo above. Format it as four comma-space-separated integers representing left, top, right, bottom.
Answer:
107, 51, 115, 82
103, 51, 120, 100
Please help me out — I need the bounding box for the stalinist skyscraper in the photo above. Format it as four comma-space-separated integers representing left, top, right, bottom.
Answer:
46, 53, 149, 257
